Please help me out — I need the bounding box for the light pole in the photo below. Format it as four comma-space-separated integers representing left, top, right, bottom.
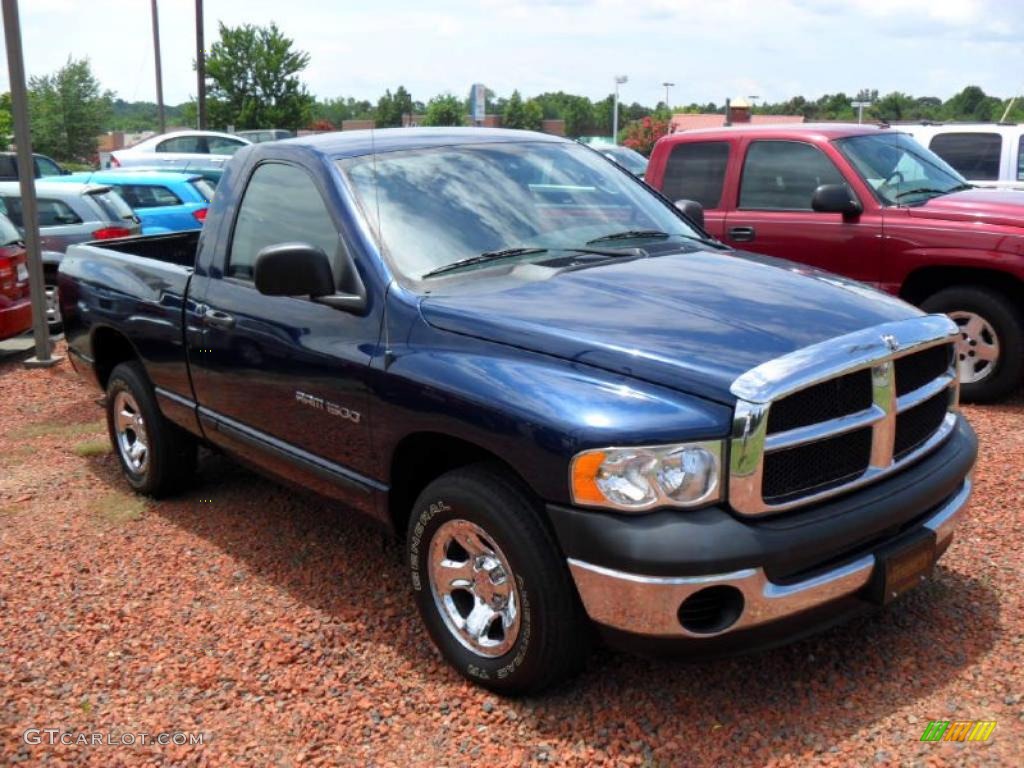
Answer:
612, 75, 628, 144
662, 81, 675, 110
150, 0, 166, 134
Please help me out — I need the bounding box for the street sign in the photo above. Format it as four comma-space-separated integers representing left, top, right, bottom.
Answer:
471, 83, 486, 124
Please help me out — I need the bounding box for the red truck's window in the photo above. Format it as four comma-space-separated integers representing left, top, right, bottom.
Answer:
739, 141, 844, 211
929, 133, 1001, 181
662, 142, 730, 209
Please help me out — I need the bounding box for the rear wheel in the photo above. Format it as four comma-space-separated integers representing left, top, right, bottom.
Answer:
407, 464, 588, 695
106, 362, 197, 496
922, 286, 1024, 403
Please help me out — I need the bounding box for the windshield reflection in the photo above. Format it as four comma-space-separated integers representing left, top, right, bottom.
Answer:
339, 141, 697, 281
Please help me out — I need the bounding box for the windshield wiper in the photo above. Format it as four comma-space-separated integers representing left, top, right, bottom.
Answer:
422, 247, 549, 278
587, 229, 671, 244
893, 183, 972, 201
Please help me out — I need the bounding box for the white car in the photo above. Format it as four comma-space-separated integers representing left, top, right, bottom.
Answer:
110, 131, 251, 170
903, 123, 1024, 191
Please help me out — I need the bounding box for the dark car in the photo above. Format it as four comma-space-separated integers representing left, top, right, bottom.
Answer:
58, 128, 976, 694
0, 152, 69, 181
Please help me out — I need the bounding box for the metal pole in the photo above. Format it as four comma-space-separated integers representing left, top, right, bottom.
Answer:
151, 0, 166, 134
662, 82, 674, 110
612, 84, 619, 144
196, 0, 207, 130
2, 0, 61, 367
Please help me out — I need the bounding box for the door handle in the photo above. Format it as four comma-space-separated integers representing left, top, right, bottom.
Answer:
728, 226, 756, 242
203, 308, 236, 330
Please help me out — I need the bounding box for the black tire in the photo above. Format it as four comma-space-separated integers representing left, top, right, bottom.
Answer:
105, 361, 197, 496
921, 285, 1024, 403
407, 463, 588, 695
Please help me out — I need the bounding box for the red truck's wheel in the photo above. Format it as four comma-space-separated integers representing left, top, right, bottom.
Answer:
922, 286, 1024, 402
105, 362, 198, 496
406, 463, 588, 695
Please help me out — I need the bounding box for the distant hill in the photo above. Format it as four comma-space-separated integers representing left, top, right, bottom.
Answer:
105, 99, 190, 133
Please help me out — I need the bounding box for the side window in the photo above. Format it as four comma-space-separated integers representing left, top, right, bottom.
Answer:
35, 156, 62, 177
117, 184, 182, 208
35, 199, 82, 226
739, 141, 845, 210
228, 163, 341, 281
929, 133, 1001, 181
207, 137, 246, 156
157, 136, 202, 154
1017, 136, 1024, 182
662, 141, 730, 209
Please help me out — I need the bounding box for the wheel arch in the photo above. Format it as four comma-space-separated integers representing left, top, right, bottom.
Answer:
90, 325, 143, 390
900, 266, 1024, 306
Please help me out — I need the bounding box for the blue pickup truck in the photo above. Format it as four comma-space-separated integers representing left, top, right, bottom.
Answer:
58, 128, 977, 694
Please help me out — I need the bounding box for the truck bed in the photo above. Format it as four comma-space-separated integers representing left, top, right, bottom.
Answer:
58, 230, 199, 412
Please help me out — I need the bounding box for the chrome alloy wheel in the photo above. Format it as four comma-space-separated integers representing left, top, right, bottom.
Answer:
44, 285, 59, 326
113, 391, 149, 473
427, 519, 521, 657
950, 310, 1000, 384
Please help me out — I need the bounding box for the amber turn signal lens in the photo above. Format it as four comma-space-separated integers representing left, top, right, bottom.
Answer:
571, 450, 607, 505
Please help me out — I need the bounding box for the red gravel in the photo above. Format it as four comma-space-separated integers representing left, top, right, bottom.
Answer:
0, 347, 1021, 767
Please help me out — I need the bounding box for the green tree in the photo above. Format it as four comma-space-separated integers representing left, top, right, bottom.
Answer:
944, 85, 1001, 121
28, 57, 112, 162
202, 22, 314, 131
422, 93, 466, 127
0, 92, 12, 149
376, 86, 413, 128
502, 90, 526, 128
312, 96, 375, 127
522, 99, 544, 131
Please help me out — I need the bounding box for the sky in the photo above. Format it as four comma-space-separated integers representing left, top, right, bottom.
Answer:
1, 0, 1022, 108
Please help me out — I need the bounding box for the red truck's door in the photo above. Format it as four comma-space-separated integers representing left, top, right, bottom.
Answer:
722, 139, 883, 285
654, 139, 733, 240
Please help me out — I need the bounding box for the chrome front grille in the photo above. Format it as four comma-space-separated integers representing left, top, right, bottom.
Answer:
729, 315, 960, 516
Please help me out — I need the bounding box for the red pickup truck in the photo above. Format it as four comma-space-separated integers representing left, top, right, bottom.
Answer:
646, 123, 1024, 401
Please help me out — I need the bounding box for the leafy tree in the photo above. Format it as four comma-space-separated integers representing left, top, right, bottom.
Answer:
944, 85, 1001, 121
422, 93, 466, 127
28, 57, 112, 162
376, 86, 413, 128
202, 22, 314, 131
622, 115, 669, 156
0, 93, 12, 148
522, 99, 544, 131
502, 90, 526, 128
871, 91, 916, 122
312, 96, 374, 127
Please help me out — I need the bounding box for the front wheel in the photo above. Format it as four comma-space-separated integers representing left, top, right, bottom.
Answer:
921, 286, 1024, 403
407, 464, 588, 695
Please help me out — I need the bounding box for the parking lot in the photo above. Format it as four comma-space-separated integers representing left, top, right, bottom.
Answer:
0, 345, 1019, 767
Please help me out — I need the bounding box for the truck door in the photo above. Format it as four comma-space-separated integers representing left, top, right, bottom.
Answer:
657, 140, 732, 240
723, 139, 882, 285
187, 160, 382, 513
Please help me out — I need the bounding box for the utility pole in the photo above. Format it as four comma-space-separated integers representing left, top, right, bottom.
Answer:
196, 0, 207, 129
612, 75, 628, 144
662, 81, 675, 110
150, 0, 166, 134
2, 0, 61, 367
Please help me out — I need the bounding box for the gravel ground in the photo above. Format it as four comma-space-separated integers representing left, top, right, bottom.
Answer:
1, 347, 1021, 767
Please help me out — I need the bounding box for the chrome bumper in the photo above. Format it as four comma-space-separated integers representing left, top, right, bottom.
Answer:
568, 479, 971, 639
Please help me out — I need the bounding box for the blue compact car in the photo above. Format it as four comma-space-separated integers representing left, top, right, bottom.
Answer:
53, 170, 213, 234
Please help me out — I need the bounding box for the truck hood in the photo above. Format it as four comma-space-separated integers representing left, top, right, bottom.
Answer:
905, 187, 1024, 228
420, 249, 919, 404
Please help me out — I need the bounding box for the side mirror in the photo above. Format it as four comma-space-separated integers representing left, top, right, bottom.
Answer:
674, 199, 705, 230
812, 184, 862, 217
253, 242, 366, 312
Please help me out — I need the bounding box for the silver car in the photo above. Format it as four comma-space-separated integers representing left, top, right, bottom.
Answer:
0, 181, 140, 330
110, 130, 251, 170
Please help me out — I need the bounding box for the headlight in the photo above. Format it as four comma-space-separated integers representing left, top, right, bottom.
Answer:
570, 440, 723, 512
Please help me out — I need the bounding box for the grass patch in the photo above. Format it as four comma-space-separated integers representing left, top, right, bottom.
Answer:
88, 491, 146, 524
72, 439, 111, 457
13, 418, 106, 441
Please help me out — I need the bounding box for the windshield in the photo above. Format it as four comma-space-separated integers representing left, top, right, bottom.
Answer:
599, 146, 649, 176
0, 212, 21, 245
339, 141, 699, 281
89, 188, 137, 222
836, 133, 969, 205
191, 178, 216, 201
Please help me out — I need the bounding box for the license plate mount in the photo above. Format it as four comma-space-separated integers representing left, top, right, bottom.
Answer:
867, 530, 936, 605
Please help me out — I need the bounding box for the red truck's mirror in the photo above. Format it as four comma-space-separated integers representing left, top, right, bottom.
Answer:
811, 184, 862, 218
674, 199, 705, 230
